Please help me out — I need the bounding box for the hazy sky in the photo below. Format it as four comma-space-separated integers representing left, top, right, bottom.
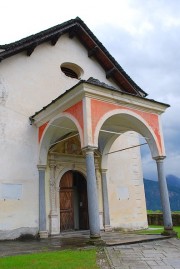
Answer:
1, 0, 180, 179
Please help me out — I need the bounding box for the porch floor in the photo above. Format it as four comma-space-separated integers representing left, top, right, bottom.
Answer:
0, 230, 171, 257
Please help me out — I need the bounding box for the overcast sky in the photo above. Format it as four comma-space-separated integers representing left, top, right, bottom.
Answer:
1, 0, 180, 180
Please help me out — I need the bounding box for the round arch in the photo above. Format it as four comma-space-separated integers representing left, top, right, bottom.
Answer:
94, 109, 163, 159
55, 166, 87, 189
38, 112, 84, 165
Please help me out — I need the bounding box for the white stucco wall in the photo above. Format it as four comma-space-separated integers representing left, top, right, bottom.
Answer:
107, 132, 148, 230
0, 106, 39, 237
0, 34, 121, 238
0, 33, 147, 238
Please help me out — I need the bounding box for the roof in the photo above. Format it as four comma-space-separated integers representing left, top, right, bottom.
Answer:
29, 77, 170, 122
0, 17, 147, 97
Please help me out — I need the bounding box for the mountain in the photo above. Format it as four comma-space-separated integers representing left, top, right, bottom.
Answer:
143, 175, 180, 211
167, 175, 180, 188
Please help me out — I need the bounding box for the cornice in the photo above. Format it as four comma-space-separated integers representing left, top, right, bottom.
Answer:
83, 84, 169, 115
31, 81, 169, 127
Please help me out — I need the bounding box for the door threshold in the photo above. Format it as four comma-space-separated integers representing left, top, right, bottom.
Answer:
61, 230, 90, 235
51, 230, 90, 238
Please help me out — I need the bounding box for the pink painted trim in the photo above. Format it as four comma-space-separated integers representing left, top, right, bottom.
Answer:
91, 99, 162, 153
64, 100, 84, 138
38, 122, 49, 143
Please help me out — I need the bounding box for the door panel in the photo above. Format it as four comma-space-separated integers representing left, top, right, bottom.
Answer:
60, 172, 74, 231
60, 189, 74, 231
59, 171, 89, 231
79, 187, 89, 230
60, 171, 73, 188
76, 173, 89, 230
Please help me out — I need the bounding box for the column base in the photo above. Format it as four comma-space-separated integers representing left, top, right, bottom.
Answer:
88, 235, 105, 246
39, 231, 48, 239
104, 225, 113, 232
161, 228, 177, 237
49, 213, 59, 235
90, 233, 101, 239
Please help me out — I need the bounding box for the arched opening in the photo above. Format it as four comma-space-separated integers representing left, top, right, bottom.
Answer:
39, 113, 84, 165
59, 170, 89, 232
95, 109, 162, 160
96, 110, 162, 230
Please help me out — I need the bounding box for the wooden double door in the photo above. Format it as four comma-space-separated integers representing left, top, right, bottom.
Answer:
60, 171, 89, 231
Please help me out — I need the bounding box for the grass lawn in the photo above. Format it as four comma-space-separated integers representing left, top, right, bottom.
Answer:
0, 249, 99, 269
137, 225, 180, 238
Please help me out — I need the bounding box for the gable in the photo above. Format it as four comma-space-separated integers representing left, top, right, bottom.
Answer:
0, 34, 125, 116
0, 17, 147, 97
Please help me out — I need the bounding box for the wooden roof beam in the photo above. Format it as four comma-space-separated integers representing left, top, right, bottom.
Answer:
26, 44, 37, 56
69, 26, 77, 38
50, 33, 61, 46
69, 24, 81, 39
88, 46, 98, 57
106, 67, 116, 79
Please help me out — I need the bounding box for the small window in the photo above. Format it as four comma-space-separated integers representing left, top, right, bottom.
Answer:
61, 67, 78, 79
60, 62, 83, 79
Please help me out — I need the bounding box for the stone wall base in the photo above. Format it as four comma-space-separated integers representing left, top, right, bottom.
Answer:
0, 227, 38, 240
112, 221, 148, 231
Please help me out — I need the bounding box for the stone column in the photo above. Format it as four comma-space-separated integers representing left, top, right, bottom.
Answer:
38, 165, 48, 238
95, 166, 104, 230
155, 157, 174, 233
101, 169, 112, 231
85, 147, 101, 238
49, 160, 59, 235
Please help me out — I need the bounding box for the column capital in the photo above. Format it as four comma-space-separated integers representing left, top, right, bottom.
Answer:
101, 168, 108, 174
153, 156, 166, 162
82, 146, 97, 154
37, 164, 46, 171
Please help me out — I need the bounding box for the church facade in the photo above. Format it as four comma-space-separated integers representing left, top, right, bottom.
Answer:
0, 18, 173, 240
